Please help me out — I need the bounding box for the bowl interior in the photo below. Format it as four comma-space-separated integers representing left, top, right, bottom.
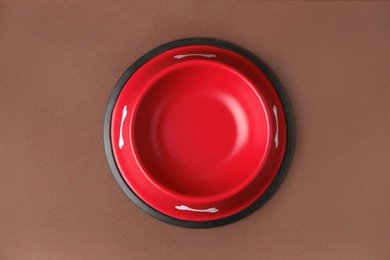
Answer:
133, 60, 271, 198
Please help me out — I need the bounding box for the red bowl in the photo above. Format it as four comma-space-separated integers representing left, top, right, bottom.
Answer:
104, 38, 294, 228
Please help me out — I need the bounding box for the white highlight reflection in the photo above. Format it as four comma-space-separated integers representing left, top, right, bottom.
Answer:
273, 105, 279, 148
119, 105, 127, 149
175, 205, 219, 213
174, 54, 216, 59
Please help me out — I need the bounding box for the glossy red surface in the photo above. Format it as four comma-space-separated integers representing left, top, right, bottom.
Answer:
134, 60, 270, 198
111, 45, 287, 221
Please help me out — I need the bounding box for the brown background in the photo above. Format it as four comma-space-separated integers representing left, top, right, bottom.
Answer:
1, 1, 389, 259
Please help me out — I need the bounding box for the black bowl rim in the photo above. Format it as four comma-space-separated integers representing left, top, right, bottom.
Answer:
103, 38, 295, 228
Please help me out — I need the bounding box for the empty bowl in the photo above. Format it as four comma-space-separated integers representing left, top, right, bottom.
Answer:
104, 38, 294, 228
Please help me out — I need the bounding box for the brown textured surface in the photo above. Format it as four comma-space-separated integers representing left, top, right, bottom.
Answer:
1, 1, 389, 259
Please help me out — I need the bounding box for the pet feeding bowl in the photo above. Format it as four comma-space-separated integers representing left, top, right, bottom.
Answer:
104, 38, 294, 228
